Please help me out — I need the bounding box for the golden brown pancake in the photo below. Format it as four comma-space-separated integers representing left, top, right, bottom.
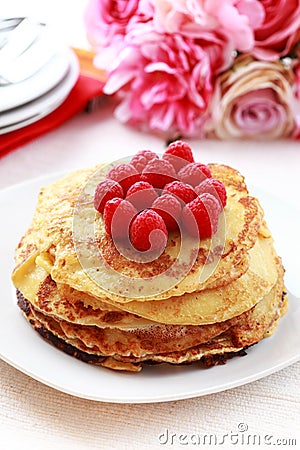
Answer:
12, 228, 279, 326
19, 293, 247, 358
16, 274, 287, 371
13, 164, 263, 303
11, 161, 288, 372
57, 230, 280, 325
14, 254, 284, 363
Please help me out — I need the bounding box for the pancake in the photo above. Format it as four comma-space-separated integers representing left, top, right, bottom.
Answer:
145, 281, 288, 366
58, 230, 280, 325
11, 156, 288, 373
52, 175, 263, 302
12, 163, 263, 303
18, 291, 248, 358
16, 273, 287, 372
13, 263, 156, 329
12, 227, 279, 326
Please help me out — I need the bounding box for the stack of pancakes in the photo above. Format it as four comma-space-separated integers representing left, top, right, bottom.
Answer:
12, 163, 287, 372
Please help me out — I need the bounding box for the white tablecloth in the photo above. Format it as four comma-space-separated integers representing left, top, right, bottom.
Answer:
0, 358, 299, 450
1, 1, 300, 448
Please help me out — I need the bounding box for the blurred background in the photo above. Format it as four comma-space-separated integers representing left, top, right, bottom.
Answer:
1, 0, 89, 48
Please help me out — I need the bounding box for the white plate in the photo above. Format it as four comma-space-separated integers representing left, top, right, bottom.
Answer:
0, 50, 79, 134
0, 46, 71, 112
0, 174, 299, 404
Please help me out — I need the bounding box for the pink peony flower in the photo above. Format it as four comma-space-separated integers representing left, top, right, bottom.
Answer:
295, 62, 300, 101
153, 0, 265, 57
84, 0, 152, 48
192, 31, 234, 75
208, 56, 296, 139
294, 122, 300, 139
96, 29, 214, 138
252, 0, 300, 61
293, 61, 300, 137
84, 0, 300, 139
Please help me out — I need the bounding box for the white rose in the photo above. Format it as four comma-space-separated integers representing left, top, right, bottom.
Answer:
207, 56, 296, 139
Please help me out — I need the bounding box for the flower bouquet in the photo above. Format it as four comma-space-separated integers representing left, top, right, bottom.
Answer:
85, 0, 300, 140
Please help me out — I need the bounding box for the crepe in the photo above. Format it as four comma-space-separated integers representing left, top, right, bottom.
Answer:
13, 164, 263, 303
11, 160, 288, 372
16, 270, 287, 372
64, 230, 279, 325
12, 228, 279, 326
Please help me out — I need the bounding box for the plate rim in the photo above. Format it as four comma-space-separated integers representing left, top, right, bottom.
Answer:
0, 336, 299, 404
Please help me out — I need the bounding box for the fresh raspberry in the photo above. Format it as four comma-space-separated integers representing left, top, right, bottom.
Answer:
126, 181, 159, 211
163, 180, 197, 205
178, 162, 211, 187
195, 178, 227, 208
106, 163, 140, 193
103, 198, 137, 240
130, 150, 159, 173
163, 140, 194, 172
152, 193, 182, 232
130, 209, 168, 252
141, 158, 177, 189
94, 179, 124, 214
182, 193, 221, 239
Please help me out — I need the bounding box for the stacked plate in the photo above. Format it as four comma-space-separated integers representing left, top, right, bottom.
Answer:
0, 17, 79, 135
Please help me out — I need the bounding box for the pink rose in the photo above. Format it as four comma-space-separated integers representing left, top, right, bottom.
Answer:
253, 0, 300, 61
84, 0, 152, 48
208, 56, 296, 139
153, 0, 265, 57
96, 30, 214, 138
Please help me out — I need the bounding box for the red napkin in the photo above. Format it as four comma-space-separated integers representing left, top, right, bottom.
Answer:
0, 49, 105, 158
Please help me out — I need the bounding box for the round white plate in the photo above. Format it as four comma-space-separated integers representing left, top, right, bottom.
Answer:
0, 174, 299, 404
0, 50, 79, 134
0, 46, 71, 112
